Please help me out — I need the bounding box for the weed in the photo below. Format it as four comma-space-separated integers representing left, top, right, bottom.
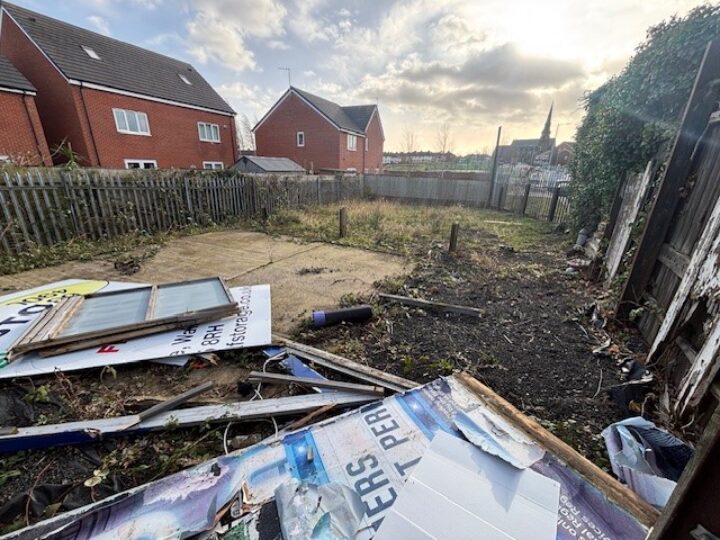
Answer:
430, 359, 455, 374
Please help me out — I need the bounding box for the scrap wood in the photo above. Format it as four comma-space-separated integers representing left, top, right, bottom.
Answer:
120, 381, 215, 430
455, 372, 660, 528
247, 371, 385, 396
284, 403, 336, 432
0, 391, 376, 453
379, 293, 483, 317
276, 336, 418, 393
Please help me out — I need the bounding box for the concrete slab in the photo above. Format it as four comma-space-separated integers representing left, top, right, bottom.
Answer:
0, 231, 406, 332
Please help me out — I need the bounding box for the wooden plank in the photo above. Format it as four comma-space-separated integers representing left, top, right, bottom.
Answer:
648, 405, 720, 539
0, 391, 376, 453
379, 293, 483, 317
26, 171, 51, 245
278, 337, 418, 393
456, 372, 660, 528
0, 183, 16, 253
16, 173, 44, 245
618, 40, 720, 319
658, 243, 690, 279
35, 170, 61, 243
247, 370, 385, 396
121, 381, 215, 430
2, 172, 32, 247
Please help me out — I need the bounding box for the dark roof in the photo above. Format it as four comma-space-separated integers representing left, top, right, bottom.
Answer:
0, 55, 34, 92
234, 155, 305, 172
1, 2, 234, 114
292, 87, 375, 134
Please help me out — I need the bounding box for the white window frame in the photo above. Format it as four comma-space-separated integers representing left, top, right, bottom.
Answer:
124, 159, 157, 169
347, 134, 357, 151
203, 161, 224, 170
113, 108, 151, 136
365, 137, 369, 152
296, 131, 305, 147
198, 122, 221, 143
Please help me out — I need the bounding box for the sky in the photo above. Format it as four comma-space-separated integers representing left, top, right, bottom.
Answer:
9, 0, 705, 154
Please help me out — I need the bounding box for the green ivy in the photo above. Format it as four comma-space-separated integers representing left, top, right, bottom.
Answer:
569, 5, 720, 230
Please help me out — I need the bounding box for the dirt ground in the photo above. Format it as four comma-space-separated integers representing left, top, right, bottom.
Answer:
0, 201, 646, 533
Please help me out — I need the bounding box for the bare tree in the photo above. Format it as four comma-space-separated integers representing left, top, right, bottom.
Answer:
235, 118, 246, 152
402, 126, 416, 161
240, 113, 256, 152
436, 122, 452, 158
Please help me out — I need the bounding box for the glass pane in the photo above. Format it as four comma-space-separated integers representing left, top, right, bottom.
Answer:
204, 163, 212, 170
143, 162, 155, 169
114, 110, 128, 131
199, 123, 207, 140
153, 279, 230, 318
57, 288, 152, 337
212, 125, 220, 141
127, 162, 140, 169
138, 113, 149, 133
126, 111, 139, 133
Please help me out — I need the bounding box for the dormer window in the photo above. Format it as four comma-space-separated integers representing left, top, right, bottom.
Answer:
81, 45, 100, 60
179, 73, 192, 85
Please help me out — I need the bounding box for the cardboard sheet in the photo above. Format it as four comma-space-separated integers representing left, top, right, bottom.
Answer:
0, 280, 271, 377
7, 376, 648, 540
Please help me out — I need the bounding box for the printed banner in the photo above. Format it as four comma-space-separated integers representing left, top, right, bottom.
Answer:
9, 376, 647, 540
0, 280, 272, 377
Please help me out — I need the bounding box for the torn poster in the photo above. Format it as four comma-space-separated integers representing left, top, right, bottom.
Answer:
0, 280, 272, 378
373, 431, 560, 540
602, 416, 693, 508
7, 375, 648, 540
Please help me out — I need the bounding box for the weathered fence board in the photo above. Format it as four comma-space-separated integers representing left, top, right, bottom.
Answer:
0, 170, 362, 256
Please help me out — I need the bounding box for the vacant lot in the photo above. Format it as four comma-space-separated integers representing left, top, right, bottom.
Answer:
0, 200, 633, 531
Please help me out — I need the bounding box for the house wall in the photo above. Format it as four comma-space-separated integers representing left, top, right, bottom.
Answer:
0, 10, 237, 169
0, 11, 92, 164
255, 93, 340, 172
338, 131, 364, 172
79, 88, 237, 169
0, 91, 52, 165
365, 113, 383, 173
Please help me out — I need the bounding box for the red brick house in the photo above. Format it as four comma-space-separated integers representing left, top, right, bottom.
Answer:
0, 54, 51, 166
0, 2, 237, 169
254, 87, 384, 173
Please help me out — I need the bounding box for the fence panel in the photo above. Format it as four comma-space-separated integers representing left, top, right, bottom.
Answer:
0, 170, 360, 256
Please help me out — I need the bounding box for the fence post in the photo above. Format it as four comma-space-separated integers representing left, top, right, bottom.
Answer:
486, 125, 502, 208
60, 171, 81, 235
449, 223, 459, 252
518, 182, 531, 215
339, 207, 348, 238
184, 177, 193, 222
547, 185, 561, 222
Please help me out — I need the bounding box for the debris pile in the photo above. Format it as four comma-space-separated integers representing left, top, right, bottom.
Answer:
0, 279, 661, 539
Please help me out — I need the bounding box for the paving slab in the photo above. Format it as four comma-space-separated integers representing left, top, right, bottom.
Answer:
0, 231, 406, 332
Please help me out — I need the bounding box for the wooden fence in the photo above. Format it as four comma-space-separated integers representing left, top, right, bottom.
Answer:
0, 170, 362, 255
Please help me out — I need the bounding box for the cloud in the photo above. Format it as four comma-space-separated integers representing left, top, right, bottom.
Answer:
187, 0, 287, 71
86, 15, 111, 36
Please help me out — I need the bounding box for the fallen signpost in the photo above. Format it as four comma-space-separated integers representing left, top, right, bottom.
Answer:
247, 370, 385, 396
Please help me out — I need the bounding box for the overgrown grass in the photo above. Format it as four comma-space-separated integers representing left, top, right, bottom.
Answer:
257, 200, 565, 254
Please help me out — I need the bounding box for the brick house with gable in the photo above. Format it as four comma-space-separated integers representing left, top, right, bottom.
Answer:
0, 54, 51, 165
0, 2, 237, 169
254, 87, 384, 173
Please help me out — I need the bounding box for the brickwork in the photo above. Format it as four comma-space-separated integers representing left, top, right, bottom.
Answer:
0, 91, 51, 165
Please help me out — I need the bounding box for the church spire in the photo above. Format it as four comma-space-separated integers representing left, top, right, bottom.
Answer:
539, 102, 553, 152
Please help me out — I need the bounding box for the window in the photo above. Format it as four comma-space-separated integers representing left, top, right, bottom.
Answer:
203, 162, 224, 170
296, 131, 305, 147
113, 109, 150, 135
365, 137, 369, 151
81, 45, 100, 60
124, 159, 157, 169
347, 134, 357, 151
179, 73, 192, 85
198, 122, 221, 143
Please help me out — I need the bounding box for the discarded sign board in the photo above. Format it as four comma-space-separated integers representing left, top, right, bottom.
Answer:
0, 281, 271, 379
9, 277, 238, 359
374, 431, 560, 540
0, 391, 375, 453
7, 373, 655, 540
